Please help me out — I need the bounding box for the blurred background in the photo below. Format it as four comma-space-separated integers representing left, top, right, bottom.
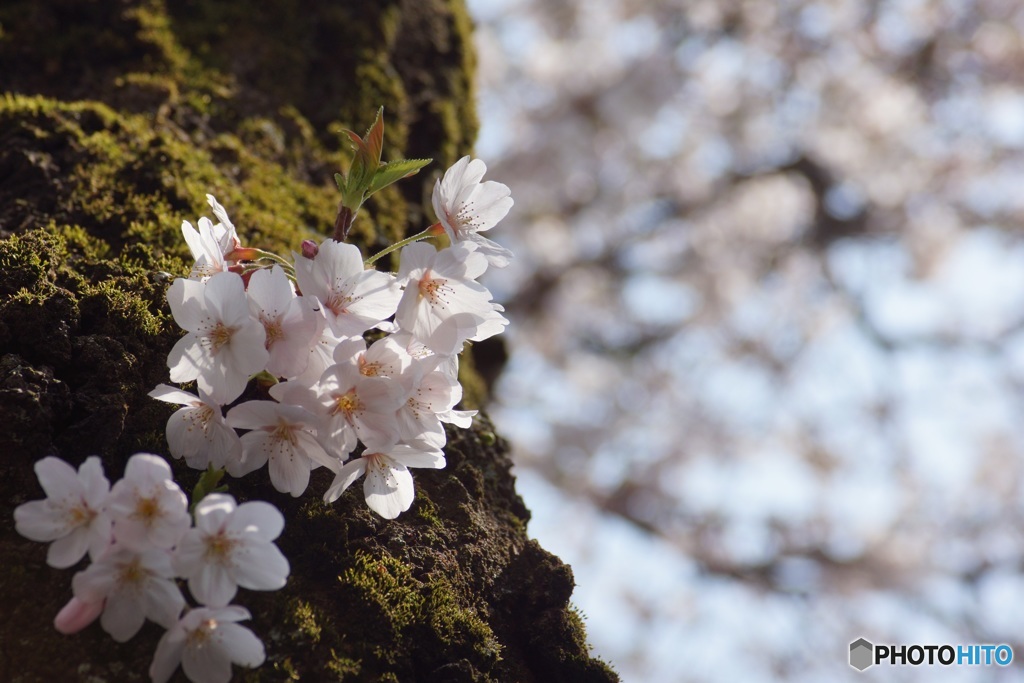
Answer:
465, 0, 1024, 680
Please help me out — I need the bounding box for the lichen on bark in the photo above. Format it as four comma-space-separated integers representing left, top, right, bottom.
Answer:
0, 1, 617, 681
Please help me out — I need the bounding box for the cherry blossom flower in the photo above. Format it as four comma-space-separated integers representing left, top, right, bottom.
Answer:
313, 361, 408, 457
397, 364, 476, 448
14, 456, 113, 568
333, 334, 415, 381
149, 605, 265, 683
292, 238, 401, 337
181, 195, 242, 282
324, 441, 445, 519
432, 155, 514, 267
224, 401, 335, 496
72, 544, 185, 642
173, 494, 289, 608
246, 265, 321, 379
148, 385, 242, 471
395, 242, 508, 352
166, 271, 269, 405
106, 454, 190, 550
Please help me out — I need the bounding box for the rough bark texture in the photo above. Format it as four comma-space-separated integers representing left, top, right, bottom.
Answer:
0, 2, 618, 681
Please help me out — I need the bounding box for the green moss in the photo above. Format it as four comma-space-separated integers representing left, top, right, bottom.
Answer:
333, 548, 503, 676
0, 227, 67, 296
288, 599, 323, 644
427, 579, 502, 662
327, 652, 362, 679
414, 490, 445, 530
341, 551, 425, 635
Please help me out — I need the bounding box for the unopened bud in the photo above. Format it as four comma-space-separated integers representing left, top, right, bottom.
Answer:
54, 597, 104, 634
301, 240, 319, 259
225, 246, 259, 262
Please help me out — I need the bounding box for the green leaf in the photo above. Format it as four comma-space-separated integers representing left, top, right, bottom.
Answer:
367, 158, 432, 196
364, 106, 384, 167
334, 172, 346, 193
342, 108, 389, 205
190, 464, 228, 514
343, 130, 374, 201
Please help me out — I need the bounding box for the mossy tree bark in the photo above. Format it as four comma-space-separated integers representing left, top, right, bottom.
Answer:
0, 1, 617, 681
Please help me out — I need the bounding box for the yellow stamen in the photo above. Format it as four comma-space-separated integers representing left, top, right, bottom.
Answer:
208, 323, 233, 351
135, 496, 160, 524
332, 391, 361, 417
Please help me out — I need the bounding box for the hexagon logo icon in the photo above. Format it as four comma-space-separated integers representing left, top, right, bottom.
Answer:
850, 638, 874, 671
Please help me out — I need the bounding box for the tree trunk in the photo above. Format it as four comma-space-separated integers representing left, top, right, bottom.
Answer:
0, 1, 617, 681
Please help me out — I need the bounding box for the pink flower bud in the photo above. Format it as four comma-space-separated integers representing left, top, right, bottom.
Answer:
54, 596, 104, 634
300, 240, 319, 259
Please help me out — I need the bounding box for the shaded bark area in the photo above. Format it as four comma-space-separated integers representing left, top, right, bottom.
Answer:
0, 1, 617, 681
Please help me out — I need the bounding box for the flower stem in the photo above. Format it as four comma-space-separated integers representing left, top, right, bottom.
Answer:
333, 203, 356, 242
365, 227, 437, 266
250, 249, 293, 267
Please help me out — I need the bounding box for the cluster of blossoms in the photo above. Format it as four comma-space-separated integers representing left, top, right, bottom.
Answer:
13, 128, 514, 683
151, 153, 512, 518
14, 454, 288, 683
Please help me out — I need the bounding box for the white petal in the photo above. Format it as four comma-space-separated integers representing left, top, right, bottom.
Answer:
167, 277, 207, 332
86, 515, 114, 560
144, 577, 186, 628
148, 384, 200, 406
204, 421, 243, 471
102, 590, 146, 642
150, 624, 187, 683
203, 272, 249, 326
397, 241, 436, 280
167, 333, 204, 384
173, 530, 207, 577
206, 194, 236, 236
344, 270, 401, 322
211, 605, 252, 623
46, 528, 90, 568
229, 431, 272, 477
14, 500, 68, 542
72, 562, 116, 603
34, 456, 79, 502
363, 460, 414, 519
79, 456, 110, 507
193, 493, 236, 533
389, 446, 446, 470
190, 564, 238, 608
125, 452, 173, 482
441, 408, 476, 428
323, 458, 367, 504
166, 405, 202, 461
217, 622, 266, 668
232, 542, 289, 592
182, 220, 205, 263
318, 239, 364, 282
183, 634, 233, 683
468, 234, 514, 268
224, 502, 281, 540
225, 400, 278, 430
246, 266, 294, 321
268, 443, 311, 497
467, 181, 513, 229
294, 430, 337, 471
